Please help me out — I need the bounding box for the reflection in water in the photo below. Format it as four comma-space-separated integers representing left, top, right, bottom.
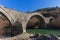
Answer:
4, 34, 11, 38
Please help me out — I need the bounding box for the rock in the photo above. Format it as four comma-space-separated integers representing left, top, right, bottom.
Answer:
40, 34, 51, 40
49, 34, 58, 40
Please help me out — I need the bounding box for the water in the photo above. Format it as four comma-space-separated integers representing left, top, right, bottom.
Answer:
27, 29, 60, 35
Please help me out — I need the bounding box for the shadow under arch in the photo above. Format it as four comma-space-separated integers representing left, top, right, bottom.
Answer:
0, 11, 11, 37
26, 15, 45, 29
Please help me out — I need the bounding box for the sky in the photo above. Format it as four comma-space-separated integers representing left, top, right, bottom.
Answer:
0, 0, 60, 12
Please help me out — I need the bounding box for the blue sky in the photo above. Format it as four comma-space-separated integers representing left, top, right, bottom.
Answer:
0, 0, 60, 12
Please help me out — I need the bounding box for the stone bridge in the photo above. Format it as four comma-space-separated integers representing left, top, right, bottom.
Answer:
0, 6, 53, 40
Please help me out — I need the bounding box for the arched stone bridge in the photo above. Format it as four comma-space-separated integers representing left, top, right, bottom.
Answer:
0, 6, 53, 40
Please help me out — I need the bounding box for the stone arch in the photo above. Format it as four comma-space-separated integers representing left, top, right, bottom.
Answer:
0, 8, 23, 39
26, 13, 45, 29
27, 13, 44, 21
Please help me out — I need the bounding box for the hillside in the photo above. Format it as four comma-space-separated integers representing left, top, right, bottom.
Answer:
33, 7, 60, 13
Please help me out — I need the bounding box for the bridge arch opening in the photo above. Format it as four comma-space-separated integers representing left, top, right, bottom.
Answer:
26, 15, 45, 33
0, 11, 11, 38
27, 15, 45, 29
0, 11, 23, 38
